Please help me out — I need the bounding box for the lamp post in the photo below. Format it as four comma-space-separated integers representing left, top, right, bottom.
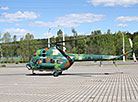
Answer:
62, 31, 66, 52
0, 45, 1, 62
58, 25, 66, 52
48, 28, 51, 48
122, 32, 125, 62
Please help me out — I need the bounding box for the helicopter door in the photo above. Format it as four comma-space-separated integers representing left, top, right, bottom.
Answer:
33, 59, 39, 68
34, 59, 39, 64
30, 58, 39, 69
42, 59, 46, 63
57, 60, 63, 64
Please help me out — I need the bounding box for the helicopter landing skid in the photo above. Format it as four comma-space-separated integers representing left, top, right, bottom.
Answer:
53, 71, 62, 77
32, 70, 36, 75
113, 61, 118, 67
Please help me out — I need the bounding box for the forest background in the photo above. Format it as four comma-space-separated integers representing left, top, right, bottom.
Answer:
0, 29, 138, 63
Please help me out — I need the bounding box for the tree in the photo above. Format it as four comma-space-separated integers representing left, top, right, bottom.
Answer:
72, 28, 78, 37
17, 37, 25, 62
0, 32, 2, 42
10, 35, 17, 61
107, 29, 111, 34
24, 33, 34, 61
13, 35, 17, 42
133, 36, 138, 58
1, 32, 12, 62
25, 33, 34, 40
57, 29, 63, 37
91, 30, 102, 35
71, 28, 78, 53
2, 32, 11, 43
114, 31, 123, 55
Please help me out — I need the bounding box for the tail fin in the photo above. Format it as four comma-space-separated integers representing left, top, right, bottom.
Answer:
113, 48, 134, 60
129, 38, 137, 62
113, 38, 137, 61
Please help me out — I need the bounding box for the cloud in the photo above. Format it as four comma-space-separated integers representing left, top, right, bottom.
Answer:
3, 28, 32, 36
117, 23, 129, 27
0, 11, 38, 22
115, 16, 138, 22
29, 21, 80, 28
15, 24, 23, 27
87, 0, 138, 7
29, 13, 105, 28
0, 6, 9, 10
42, 32, 54, 38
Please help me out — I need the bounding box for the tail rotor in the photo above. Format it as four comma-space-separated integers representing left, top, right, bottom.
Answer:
129, 38, 137, 62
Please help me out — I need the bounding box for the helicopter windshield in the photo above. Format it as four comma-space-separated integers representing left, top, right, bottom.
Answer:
30, 58, 39, 64
42, 59, 46, 63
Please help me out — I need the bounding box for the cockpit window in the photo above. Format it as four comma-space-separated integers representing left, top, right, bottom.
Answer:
34, 59, 38, 64
42, 54, 46, 57
42, 59, 46, 63
30, 59, 38, 64
30, 59, 34, 63
57, 60, 63, 64
50, 59, 55, 63
43, 50, 46, 53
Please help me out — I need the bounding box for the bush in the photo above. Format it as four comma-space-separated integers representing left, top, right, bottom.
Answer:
1, 65, 6, 67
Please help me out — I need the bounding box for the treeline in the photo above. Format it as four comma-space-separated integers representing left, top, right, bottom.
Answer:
0, 29, 138, 63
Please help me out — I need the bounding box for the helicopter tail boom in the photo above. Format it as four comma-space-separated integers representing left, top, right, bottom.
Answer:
111, 48, 134, 60
73, 49, 134, 61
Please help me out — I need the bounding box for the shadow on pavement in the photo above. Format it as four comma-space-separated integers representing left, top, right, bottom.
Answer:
26, 72, 123, 77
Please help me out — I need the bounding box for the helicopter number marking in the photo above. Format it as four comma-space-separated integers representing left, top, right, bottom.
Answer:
79, 56, 83, 60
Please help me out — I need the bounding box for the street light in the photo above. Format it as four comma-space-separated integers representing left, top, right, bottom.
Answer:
122, 32, 125, 62
48, 28, 51, 48
58, 25, 66, 52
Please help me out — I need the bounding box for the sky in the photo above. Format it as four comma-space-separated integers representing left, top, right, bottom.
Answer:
0, 0, 138, 40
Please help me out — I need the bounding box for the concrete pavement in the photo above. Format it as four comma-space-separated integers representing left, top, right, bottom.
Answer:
0, 62, 138, 102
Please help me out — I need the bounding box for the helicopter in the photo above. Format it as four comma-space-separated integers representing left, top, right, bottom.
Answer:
26, 35, 137, 77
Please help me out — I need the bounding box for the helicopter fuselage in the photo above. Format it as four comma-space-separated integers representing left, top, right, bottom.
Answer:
26, 46, 134, 76
26, 47, 75, 75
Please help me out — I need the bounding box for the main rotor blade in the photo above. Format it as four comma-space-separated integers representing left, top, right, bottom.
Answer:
1, 42, 63, 47
1, 34, 104, 47
1, 43, 47, 46
55, 34, 105, 43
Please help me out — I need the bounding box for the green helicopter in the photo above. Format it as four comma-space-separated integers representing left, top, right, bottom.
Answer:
26, 36, 136, 77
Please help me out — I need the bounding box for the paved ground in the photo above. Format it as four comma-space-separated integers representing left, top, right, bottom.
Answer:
0, 62, 138, 102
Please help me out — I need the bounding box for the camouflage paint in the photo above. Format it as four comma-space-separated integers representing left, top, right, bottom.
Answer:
26, 47, 134, 73
26, 47, 75, 71
73, 54, 117, 61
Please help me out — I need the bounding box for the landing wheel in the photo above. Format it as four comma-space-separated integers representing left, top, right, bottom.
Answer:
58, 71, 62, 75
32, 70, 35, 75
53, 71, 59, 77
